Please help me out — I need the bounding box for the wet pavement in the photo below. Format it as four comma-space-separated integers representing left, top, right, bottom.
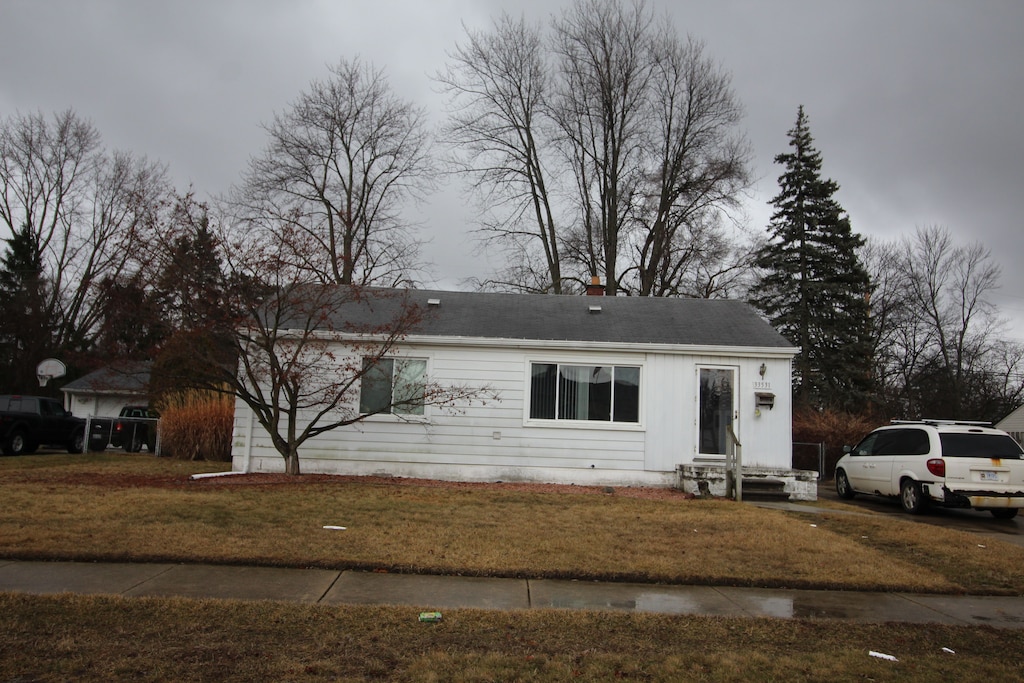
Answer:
2, 559, 1024, 628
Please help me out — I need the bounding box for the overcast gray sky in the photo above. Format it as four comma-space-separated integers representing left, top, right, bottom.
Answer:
2, 0, 1022, 338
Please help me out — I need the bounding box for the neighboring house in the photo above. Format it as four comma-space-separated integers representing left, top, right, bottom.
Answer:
231, 288, 813, 498
997, 405, 1024, 445
61, 360, 152, 417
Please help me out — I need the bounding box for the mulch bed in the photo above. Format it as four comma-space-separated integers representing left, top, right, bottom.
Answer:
10, 466, 693, 500
192, 472, 694, 500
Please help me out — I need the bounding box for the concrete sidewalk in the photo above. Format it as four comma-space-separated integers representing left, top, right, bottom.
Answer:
2, 559, 1023, 628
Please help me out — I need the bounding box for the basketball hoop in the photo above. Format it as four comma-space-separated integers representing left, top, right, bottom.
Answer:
36, 358, 67, 387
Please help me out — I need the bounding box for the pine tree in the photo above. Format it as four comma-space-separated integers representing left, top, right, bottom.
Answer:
155, 208, 227, 331
149, 197, 236, 402
0, 224, 53, 392
751, 106, 872, 410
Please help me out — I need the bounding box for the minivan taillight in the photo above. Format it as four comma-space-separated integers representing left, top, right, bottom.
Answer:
927, 458, 946, 477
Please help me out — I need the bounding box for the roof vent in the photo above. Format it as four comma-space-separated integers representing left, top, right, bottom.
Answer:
427, 298, 441, 306
588, 305, 602, 314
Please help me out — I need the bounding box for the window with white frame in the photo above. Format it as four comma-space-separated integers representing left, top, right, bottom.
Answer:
358, 357, 427, 416
529, 362, 640, 423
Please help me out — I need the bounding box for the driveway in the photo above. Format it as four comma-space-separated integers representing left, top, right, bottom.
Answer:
816, 480, 1024, 548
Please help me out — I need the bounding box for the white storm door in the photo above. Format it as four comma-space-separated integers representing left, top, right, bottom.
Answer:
698, 367, 737, 459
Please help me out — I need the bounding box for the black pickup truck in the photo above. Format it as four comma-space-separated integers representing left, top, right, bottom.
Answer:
0, 395, 86, 455
88, 405, 160, 453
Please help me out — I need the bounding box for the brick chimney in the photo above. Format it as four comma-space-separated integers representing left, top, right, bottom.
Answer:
586, 276, 604, 296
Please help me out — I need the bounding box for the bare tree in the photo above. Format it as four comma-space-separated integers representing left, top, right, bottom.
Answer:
552, 0, 653, 294
902, 226, 1003, 417
439, 0, 751, 296
0, 109, 167, 369
864, 227, 1023, 419
650, 217, 759, 299
437, 14, 566, 293
626, 36, 751, 296
232, 58, 435, 287
170, 223, 495, 475
862, 239, 918, 412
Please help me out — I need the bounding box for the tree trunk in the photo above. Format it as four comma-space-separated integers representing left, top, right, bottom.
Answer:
285, 451, 301, 475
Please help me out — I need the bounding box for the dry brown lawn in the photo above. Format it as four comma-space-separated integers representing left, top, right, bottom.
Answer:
3, 592, 1024, 682
4, 453, 1024, 681
2, 452, 1023, 594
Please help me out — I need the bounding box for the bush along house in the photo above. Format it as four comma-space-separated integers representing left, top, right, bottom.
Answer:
230, 287, 815, 500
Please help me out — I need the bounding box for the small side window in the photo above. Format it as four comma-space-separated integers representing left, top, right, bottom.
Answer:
852, 433, 879, 456
875, 429, 924, 456
907, 429, 931, 455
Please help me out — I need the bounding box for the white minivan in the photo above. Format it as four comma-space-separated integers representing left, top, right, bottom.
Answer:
835, 420, 1024, 519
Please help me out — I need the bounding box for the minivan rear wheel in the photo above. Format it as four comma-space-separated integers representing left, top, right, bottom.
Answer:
990, 508, 1019, 520
900, 479, 928, 515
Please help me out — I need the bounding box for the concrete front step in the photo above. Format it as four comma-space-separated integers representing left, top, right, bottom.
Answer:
677, 465, 818, 502
740, 478, 790, 502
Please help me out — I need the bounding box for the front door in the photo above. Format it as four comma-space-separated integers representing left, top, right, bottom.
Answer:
698, 367, 736, 458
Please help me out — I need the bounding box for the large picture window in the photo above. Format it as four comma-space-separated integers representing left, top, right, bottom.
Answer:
530, 363, 640, 423
359, 357, 426, 416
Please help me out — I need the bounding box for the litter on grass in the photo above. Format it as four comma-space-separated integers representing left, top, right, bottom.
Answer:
869, 651, 898, 662
942, 647, 956, 655
419, 612, 443, 622
322, 525, 347, 530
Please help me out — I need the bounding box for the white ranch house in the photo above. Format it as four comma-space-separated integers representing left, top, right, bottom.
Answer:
230, 289, 814, 499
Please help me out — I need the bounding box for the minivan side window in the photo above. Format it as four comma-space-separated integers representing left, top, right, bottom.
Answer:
872, 431, 906, 455
855, 429, 929, 456
852, 433, 879, 456
876, 428, 929, 456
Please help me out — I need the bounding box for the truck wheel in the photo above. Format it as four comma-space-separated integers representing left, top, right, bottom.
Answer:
67, 428, 85, 454
125, 434, 143, 453
900, 479, 928, 515
3, 429, 29, 456
990, 508, 1019, 520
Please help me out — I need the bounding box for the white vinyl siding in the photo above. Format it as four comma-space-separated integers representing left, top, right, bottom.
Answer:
232, 342, 795, 486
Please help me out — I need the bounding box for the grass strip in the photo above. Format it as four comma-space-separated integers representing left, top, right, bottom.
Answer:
2, 592, 1023, 682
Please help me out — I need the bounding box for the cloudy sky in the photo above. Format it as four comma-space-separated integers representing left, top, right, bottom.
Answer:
2, 0, 1022, 338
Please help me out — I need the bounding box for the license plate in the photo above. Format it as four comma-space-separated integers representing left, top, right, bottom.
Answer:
980, 471, 1001, 482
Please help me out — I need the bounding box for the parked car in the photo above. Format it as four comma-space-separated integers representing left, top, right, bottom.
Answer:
89, 405, 160, 453
835, 420, 1024, 519
0, 395, 85, 456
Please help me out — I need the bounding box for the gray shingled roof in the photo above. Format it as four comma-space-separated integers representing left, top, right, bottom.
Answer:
323, 288, 794, 350
60, 360, 152, 395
